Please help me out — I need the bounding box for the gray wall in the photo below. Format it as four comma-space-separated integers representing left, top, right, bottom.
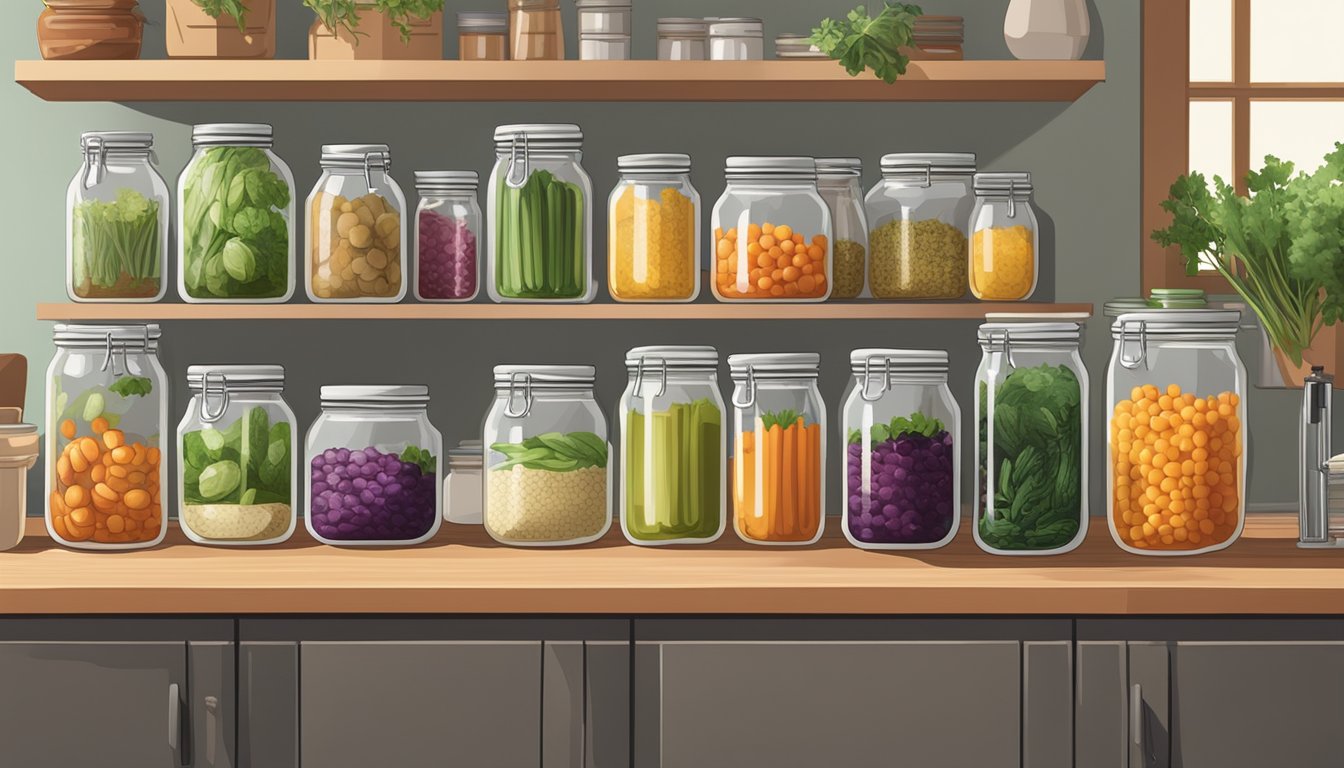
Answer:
4, 0, 1315, 517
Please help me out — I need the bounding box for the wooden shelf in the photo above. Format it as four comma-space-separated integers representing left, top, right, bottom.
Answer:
14, 59, 1106, 103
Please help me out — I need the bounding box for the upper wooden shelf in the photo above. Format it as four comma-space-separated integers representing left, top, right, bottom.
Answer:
14, 59, 1106, 102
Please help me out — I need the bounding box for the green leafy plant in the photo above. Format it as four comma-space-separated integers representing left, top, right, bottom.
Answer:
809, 2, 922, 85
400, 445, 437, 476
183, 407, 291, 506
108, 376, 153, 399
303, 0, 445, 44
848, 411, 945, 445
71, 188, 160, 297
760, 409, 808, 430
193, 0, 251, 33
491, 432, 608, 472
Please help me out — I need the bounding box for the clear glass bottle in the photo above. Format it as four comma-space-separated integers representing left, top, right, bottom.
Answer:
728, 353, 826, 545
304, 386, 441, 546
608, 154, 701, 303
974, 321, 1088, 555
619, 346, 726, 546
444, 439, 483, 525
509, 0, 563, 60
864, 153, 976, 300
488, 124, 595, 303
841, 349, 960, 550
483, 365, 612, 546
709, 17, 764, 60
45, 324, 168, 550
458, 11, 508, 60
657, 17, 708, 60
414, 171, 481, 303
305, 144, 407, 303
1107, 309, 1247, 555
711, 157, 833, 302
67, 132, 169, 302
970, 172, 1038, 301
176, 365, 297, 546
816, 157, 869, 300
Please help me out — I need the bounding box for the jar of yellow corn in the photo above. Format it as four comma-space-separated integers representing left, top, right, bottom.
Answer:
608, 154, 700, 302
969, 172, 1038, 301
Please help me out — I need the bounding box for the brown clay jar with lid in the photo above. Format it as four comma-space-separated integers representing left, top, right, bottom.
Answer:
38, 0, 144, 60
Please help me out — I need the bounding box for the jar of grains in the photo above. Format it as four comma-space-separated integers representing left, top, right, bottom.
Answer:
863, 153, 975, 300
608, 154, 701, 302
816, 157, 870, 299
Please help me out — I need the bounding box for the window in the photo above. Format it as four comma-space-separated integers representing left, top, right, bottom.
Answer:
1142, 0, 1344, 292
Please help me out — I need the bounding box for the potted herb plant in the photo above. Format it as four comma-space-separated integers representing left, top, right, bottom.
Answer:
166, 0, 276, 59
305, 0, 445, 60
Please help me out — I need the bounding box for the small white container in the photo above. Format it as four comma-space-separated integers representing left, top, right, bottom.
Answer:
444, 439, 483, 525
657, 17, 708, 60
576, 0, 631, 35
709, 17, 764, 60
580, 34, 631, 60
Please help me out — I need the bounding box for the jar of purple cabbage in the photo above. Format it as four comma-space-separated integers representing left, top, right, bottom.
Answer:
841, 349, 960, 550
413, 171, 481, 302
304, 385, 442, 546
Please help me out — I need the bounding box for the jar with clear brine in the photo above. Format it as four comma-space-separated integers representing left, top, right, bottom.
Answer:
970, 172, 1038, 301
816, 158, 869, 299
608, 154, 700, 302
864, 153, 975, 300
1107, 310, 1246, 555
414, 171, 481, 302
306, 144, 407, 303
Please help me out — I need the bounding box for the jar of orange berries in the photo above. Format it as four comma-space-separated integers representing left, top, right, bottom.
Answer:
44, 324, 168, 550
1106, 309, 1247, 556
711, 157, 833, 302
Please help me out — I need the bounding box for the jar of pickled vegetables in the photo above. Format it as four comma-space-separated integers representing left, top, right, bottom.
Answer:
414, 171, 481, 303
305, 144, 407, 303
67, 132, 169, 303
864, 153, 975, 300
816, 158, 869, 300
970, 172, 1038, 301
728, 353, 826, 545
487, 124, 595, 303
974, 321, 1089, 556
177, 123, 296, 303
483, 365, 612, 546
712, 157, 833, 302
45, 324, 168, 550
841, 349, 960, 550
608, 154, 701, 302
1107, 309, 1246, 556
619, 346, 726, 545
304, 386, 441, 546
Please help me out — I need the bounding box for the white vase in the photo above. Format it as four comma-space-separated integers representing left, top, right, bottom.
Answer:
1004, 0, 1090, 60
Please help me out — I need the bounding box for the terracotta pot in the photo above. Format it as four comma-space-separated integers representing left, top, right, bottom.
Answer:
166, 0, 276, 59
38, 0, 144, 60
309, 7, 443, 60
1258, 322, 1344, 389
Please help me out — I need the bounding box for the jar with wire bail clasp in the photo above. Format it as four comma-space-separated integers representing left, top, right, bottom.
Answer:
816, 157, 870, 299
414, 171, 481, 302
305, 144, 407, 303
45, 324, 168, 550
608, 154, 701, 302
970, 172, 1038, 301
864, 153, 976, 299
619, 346, 726, 545
842, 349, 960, 550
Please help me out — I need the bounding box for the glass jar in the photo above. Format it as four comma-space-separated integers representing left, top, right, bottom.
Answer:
864, 153, 976, 300
176, 365, 296, 547
444, 439, 483, 525
414, 171, 481, 303
488, 124, 595, 303
577, 0, 631, 60
619, 346, 726, 546
728, 353, 826, 545
458, 11, 508, 60
711, 157, 833, 302
1107, 310, 1247, 556
974, 321, 1089, 555
658, 17, 708, 60
709, 17, 764, 60
305, 144, 407, 303
608, 154, 701, 303
816, 158, 869, 300
970, 172, 1038, 301
67, 132, 169, 302
483, 365, 612, 546
45, 324, 167, 550
842, 349, 960, 550
304, 386, 441, 546
178, 123, 296, 303
509, 0, 563, 60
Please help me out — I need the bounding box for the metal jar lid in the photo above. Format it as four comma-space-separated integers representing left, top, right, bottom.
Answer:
974, 172, 1033, 195
725, 156, 817, 181
493, 124, 583, 151
493, 365, 596, 388
815, 157, 863, 178
625, 345, 718, 370
187, 364, 285, 392
414, 170, 479, 195
728, 353, 820, 379
320, 144, 392, 170
618, 153, 692, 174
657, 17, 709, 36
709, 18, 764, 38
849, 348, 949, 375
576, 0, 631, 8
53, 323, 161, 349
977, 321, 1082, 345
457, 11, 508, 31
1111, 309, 1241, 339
880, 152, 976, 177
320, 385, 429, 408
80, 131, 154, 152
192, 123, 273, 148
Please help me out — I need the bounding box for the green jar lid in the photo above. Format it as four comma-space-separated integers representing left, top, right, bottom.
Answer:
1103, 297, 1151, 317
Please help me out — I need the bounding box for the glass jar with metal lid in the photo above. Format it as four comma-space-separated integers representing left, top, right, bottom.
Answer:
178, 123, 296, 303
709, 17, 764, 60
609, 154, 701, 303
488, 124, 595, 303
1107, 309, 1247, 556
577, 0, 631, 60
774, 33, 827, 59
45, 324, 168, 550
304, 385, 441, 546
864, 153, 976, 300
728, 353, 826, 545
414, 171, 481, 303
305, 144, 407, 303
176, 365, 297, 546
712, 157, 833, 302
816, 157, 870, 299
458, 11, 508, 60
974, 321, 1089, 555
619, 346, 726, 545
67, 132, 169, 302
841, 349, 960, 550
658, 17, 708, 60
483, 365, 611, 546
970, 172, 1038, 301
444, 439, 484, 525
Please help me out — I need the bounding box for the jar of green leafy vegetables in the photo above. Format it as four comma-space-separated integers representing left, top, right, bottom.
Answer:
177, 124, 296, 303
619, 346, 726, 545
974, 321, 1089, 556
66, 132, 169, 302
487, 124, 595, 303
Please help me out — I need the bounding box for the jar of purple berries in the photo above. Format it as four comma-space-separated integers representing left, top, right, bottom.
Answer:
840, 349, 960, 550
413, 171, 481, 302
303, 385, 442, 546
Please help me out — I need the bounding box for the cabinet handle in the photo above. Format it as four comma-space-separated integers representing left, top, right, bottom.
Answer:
1130, 683, 1142, 750
168, 683, 181, 753
204, 696, 218, 766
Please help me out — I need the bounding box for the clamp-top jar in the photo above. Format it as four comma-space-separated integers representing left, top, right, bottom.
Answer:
816, 158, 869, 299
609, 154, 701, 302
865, 153, 976, 299
414, 171, 481, 302
970, 172, 1038, 301
306, 144, 407, 303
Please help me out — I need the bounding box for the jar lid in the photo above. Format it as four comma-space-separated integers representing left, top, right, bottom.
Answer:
53, 323, 161, 349
1112, 309, 1241, 338
187, 364, 285, 392
320, 385, 429, 407
618, 153, 692, 174
0, 423, 39, 464
494, 124, 583, 151
849, 348, 949, 375
1103, 297, 1152, 317
728, 353, 820, 379
657, 17, 709, 35
493, 365, 596, 388
192, 123, 273, 147
978, 321, 1082, 344
974, 172, 1033, 195
414, 170, 479, 194
457, 11, 508, 30
815, 157, 862, 178
80, 131, 153, 152
880, 152, 976, 175
321, 144, 391, 169
725, 156, 817, 181
709, 18, 764, 37
576, 0, 630, 7
626, 345, 719, 370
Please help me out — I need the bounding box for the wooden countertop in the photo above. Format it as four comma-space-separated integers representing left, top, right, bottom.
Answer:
3, 515, 1342, 616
